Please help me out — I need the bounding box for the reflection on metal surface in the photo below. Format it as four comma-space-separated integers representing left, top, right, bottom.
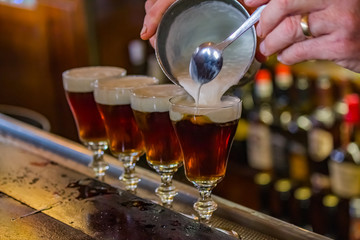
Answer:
0, 113, 331, 240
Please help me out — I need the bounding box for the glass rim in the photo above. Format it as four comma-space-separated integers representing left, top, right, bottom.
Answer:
131, 84, 185, 99
169, 95, 242, 110
62, 66, 127, 81
93, 75, 159, 90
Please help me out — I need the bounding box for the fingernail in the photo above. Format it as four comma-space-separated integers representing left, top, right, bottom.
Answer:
140, 25, 147, 36
259, 42, 266, 55
277, 54, 283, 63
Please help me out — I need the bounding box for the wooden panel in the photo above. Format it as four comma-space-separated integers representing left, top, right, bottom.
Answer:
0, 0, 91, 141
93, 0, 151, 73
0, 0, 151, 142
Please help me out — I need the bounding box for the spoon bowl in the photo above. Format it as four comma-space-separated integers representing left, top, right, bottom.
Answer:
189, 42, 223, 84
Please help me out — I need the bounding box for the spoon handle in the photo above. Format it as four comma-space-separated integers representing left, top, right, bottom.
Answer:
216, 4, 267, 51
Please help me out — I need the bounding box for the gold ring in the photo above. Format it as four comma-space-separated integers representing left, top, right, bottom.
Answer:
300, 14, 313, 38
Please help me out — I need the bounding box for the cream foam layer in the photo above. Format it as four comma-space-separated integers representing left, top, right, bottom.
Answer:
94, 76, 159, 105
63, 66, 127, 92
170, 96, 242, 123
131, 84, 186, 112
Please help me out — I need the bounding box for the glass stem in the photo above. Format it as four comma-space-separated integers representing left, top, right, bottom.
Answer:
194, 185, 217, 223
90, 148, 109, 181
120, 156, 140, 193
156, 172, 177, 207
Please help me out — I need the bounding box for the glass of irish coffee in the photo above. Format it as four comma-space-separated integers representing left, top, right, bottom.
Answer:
170, 95, 241, 222
63, 66, 126, 179
94, 75, 159, 192
131, 84, 186, 207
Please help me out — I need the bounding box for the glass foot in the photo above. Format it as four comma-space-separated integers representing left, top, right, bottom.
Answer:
119, 173, 140, 193
119, 155, 140, 193
193, 183, 218, 223
155, 174, 177, 207
87, 141, 109, 180
89, 160, 109, 180
150, 163, 181, 207
193, 197, 217, 223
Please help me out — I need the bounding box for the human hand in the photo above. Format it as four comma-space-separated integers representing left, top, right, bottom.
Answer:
141, 0, 177, 47
244, 0, 360, 73
141, 0, 268, 63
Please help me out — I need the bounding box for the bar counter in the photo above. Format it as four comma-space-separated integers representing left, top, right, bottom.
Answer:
0, 113, 330, 240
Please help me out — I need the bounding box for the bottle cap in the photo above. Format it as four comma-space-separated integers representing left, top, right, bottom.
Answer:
294, 187, 312, 201
322, 194, 339, 208
255, 69, 271, 83
274, 178, 292, 193
275, 63, 293, 89
254, 172, 272, 186
345, 94, 360, 123
275, 63, 291, 75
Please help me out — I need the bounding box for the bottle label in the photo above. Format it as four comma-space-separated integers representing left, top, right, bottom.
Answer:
289, 152, 309, 183
329, 161, 360, 198
247, 122, 272, 170
308, 128, 333, 162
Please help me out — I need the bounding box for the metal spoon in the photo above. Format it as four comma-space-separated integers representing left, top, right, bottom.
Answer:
189, 4, 266, 84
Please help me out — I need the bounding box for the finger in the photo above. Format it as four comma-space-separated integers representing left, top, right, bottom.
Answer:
149, 36, 156, 49
276, 35, 343, 65
259, 12, 329, 56
145, 0, 157, 13
255, 48, 268, 62
257, 0, 327, 38
141, 0, 176, 40
243, 0, 269, 8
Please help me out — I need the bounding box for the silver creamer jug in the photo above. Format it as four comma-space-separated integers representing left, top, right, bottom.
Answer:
155, 0, 260, 88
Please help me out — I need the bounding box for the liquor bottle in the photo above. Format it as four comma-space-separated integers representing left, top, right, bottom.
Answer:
322, 194, 340, 239
247, 69, 274, 173
228, 83, 254, 167
271, 63, 294, 179
329, 94, 360, 199
290, 73, 315, 128
288, 141, 310, 187
272, 178, 292, 221
273, 63, 294, 128
334, 77, 353, 119
288, 74, 313, 187
293, 186, 312, 230
350, 197, 360, 240
254, 172, 272, 214
308, 74, 340, 193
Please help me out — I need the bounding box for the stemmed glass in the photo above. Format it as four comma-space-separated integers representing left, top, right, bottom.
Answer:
93, 75, 159, 192
130, 84, 186, 207
169, 95, 241, 222
62, 66, 126, 179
